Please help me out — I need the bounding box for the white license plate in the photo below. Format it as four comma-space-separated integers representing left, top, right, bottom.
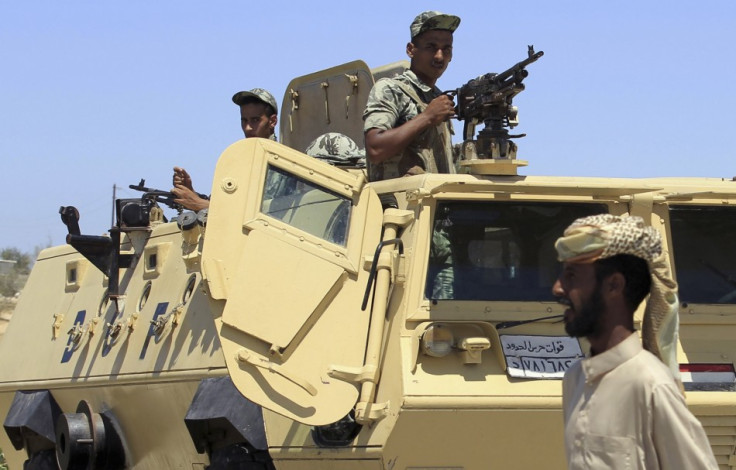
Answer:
500, 334, 584, 379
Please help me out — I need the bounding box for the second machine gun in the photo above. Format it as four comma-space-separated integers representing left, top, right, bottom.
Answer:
449, 45, 543, 161
58, 179, 200, 299
127, 178, 184, 222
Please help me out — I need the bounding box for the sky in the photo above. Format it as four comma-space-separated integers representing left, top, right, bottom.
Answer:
1, 1, 735, 255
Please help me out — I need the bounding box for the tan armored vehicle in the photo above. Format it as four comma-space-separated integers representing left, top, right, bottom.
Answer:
2, 57, 736, 470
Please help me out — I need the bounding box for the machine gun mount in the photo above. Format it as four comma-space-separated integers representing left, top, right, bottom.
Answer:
450, 46, 543, 174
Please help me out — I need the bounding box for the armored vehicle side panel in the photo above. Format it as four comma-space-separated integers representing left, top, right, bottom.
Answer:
0, 220, 239, 469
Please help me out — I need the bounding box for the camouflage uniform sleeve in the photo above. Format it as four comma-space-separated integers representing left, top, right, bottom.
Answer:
363, 78, 406, 133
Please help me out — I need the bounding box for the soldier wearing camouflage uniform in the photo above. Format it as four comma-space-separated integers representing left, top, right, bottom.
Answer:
363, 10, 460, 182
363, 11, 460, 299
172, 88, 279, 210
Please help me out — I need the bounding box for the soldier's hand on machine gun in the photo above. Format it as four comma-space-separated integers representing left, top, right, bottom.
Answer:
173, 166, 194, 191
171, 167, 209, 212
171, 184, 210, 212
423, 94, 456, 126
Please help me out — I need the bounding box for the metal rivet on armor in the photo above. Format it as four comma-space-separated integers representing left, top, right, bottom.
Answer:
221, 177, 238, 193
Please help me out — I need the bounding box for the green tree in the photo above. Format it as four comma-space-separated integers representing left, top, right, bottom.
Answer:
1, 247, 32, 274
0, 276, 17, 297
1, 246, 35, 297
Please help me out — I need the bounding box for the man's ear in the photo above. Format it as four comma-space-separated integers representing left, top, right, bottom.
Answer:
406, 42, 415, 59
269, 113, 277, 131
604, 272, 626, 297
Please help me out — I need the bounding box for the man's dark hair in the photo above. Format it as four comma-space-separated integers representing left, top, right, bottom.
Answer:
594, 254, 651, 311
240, 97, 276, 117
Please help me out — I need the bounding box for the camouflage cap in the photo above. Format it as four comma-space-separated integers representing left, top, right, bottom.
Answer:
231, 88, 278, 115
410, 11, 461, 40
305, 133, 366, 167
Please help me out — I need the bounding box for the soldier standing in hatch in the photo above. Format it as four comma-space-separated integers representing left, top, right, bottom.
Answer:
172, 88, 278, 211
363, 10, 460, 299
363, 10, 459, 182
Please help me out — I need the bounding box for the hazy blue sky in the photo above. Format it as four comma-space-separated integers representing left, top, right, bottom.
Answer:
1, 1, 735, 254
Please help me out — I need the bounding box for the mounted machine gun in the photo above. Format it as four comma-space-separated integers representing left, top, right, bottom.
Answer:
448, 45, 543, 166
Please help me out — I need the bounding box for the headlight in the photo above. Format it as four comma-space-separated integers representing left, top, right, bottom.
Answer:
421, 323, 454, 357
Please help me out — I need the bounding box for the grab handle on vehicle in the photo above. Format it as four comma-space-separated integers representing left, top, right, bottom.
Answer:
236, 350, 318, 396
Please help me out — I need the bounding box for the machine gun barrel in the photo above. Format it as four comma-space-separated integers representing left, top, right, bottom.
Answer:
493, 46, 544, 84
129, 178, 180, 210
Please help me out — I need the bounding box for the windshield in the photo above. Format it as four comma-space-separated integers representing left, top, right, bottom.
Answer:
425, 201, 608, 301
260, 165, 351, 246
670, 205, 736, 304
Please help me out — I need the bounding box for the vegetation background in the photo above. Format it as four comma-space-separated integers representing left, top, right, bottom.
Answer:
0, 246, 35, 469
0, 247, 33, 297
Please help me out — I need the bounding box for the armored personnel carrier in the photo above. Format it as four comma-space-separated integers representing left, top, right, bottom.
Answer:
2, 57, 736, 470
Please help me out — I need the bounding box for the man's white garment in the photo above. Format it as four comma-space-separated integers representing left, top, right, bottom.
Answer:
562, 333, 718, 469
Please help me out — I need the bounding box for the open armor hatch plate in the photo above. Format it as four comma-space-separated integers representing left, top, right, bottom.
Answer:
201, 138, 383, 425
279, 59, 408, 154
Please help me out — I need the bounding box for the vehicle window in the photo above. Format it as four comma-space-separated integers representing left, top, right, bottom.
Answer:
670, 205, 736, 304
260, 165, 351, 246
425, 201, 608, 301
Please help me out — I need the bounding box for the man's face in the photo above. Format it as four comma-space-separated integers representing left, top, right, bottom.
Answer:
240, 103, 276, 138
553, 262, 606, 338
407, 29, 453, 85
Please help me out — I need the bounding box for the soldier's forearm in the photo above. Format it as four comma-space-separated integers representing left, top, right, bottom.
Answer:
365, 114, 433, 164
